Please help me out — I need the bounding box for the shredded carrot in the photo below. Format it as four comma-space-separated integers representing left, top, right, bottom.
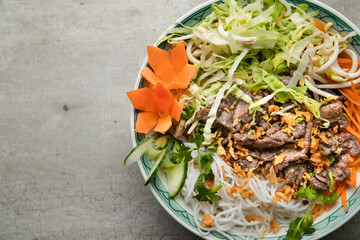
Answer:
343, 104, 360, 131
339, 89, 360, 107
311, 204, 321, 214
351, 82, 359, 99
346, 125, 360, 139
344, 101, 355, 117
325, 201, 336, 211
337, 57, 360, 71
346, 179, 357, 189
341, 33, 346, 38
353, 105, 360, 125
313, 18, 325, 32
341, 189, 348, 212
312, 204, 326, 221
349, 157, 360, 168
350, 167, 357, 184
336, 182, 346, 196
276, 12, 285, 25
314, 205, 326, 221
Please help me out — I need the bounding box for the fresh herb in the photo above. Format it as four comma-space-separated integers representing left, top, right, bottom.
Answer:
296, 187, 317, 201
317, 191, 339, 205
328, 169, 335, 193
189, 133, 204, 149
295, 117, 304, 123
198, 123, 205, 134
174, 133, 223, 204
308, 172, 315, 177
284, 210, 315, 240
172, 143, 192, 164
194, 177, 223, 204
296, 187, 339, 206
181, 104, 196, 120
298, 3, 309, 11
327, 155, 336, 165
287, 185, 339, 239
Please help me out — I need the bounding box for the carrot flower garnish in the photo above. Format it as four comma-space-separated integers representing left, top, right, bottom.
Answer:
127, 82, 182, 134
140, 42, 198, 90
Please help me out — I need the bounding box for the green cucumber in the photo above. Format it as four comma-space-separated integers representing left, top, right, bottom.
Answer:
165, 159, 188, 198
163, 140, 181, 168
124, 135, 156, 166
169, 140, 182, 164
151, 134, 169, 150
144, 139, 174, 186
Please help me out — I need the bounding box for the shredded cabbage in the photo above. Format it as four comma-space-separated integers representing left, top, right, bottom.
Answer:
166, 0, 355, 141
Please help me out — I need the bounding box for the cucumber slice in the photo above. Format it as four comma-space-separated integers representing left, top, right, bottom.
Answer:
169, 140, 182, 164
151, 134, 169, 150
165, 159, 188, 198
162, 153, 173, 168
163, 140, 181, 168
144, 140, 174, 186
124, 135, 156, 166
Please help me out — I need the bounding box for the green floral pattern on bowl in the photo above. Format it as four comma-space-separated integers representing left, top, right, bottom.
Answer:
132, 0, 360, 239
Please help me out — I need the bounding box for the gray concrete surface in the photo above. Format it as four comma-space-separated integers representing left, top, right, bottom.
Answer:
0, 0, 360, 239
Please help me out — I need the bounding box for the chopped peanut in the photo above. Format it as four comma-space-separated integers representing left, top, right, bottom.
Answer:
297, 138, 306, 148
310, 136, 320, 153
281, 114, 297, 127
232, 162, 246, 178
270, 218, 280, 233
274, 154, 285, 166
256, 126, 265, 138
245, 215, 265, 222
275, 185, 295, 202
263, 166, 280, 187
201, 214, 214, 228
268, 105, 280, 114
318, 131, 329, 144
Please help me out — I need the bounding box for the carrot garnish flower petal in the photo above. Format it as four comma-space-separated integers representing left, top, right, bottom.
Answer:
141, 42, 198, 90
127, 82, 183, 134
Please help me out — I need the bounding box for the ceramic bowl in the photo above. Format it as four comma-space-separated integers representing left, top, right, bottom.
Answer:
130, 0, 360, 239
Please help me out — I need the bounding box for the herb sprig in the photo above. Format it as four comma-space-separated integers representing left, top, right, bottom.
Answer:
285, 186, 339, 239
173, 133, 223, 204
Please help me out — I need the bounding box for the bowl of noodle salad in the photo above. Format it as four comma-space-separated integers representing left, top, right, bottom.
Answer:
126, 0, 360, 239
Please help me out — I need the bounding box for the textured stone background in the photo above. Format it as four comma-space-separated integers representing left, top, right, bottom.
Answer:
0, 0, 360, 239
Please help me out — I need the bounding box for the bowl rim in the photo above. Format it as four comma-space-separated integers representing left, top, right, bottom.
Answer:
129, 0, 360, 239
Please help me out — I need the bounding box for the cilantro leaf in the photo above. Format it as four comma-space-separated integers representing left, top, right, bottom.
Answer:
172, 143, 192, 164
317, 191, 339, 205
296, 187, 317, 201
189, 133, 204, 149
327, 155, 336, 165
297, 186, 339, 206
182, 133, 223, 204
197, 154, 213, 175
181, 104, 196, 120
284, 211, 315, 240
193, 178, 223, 204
